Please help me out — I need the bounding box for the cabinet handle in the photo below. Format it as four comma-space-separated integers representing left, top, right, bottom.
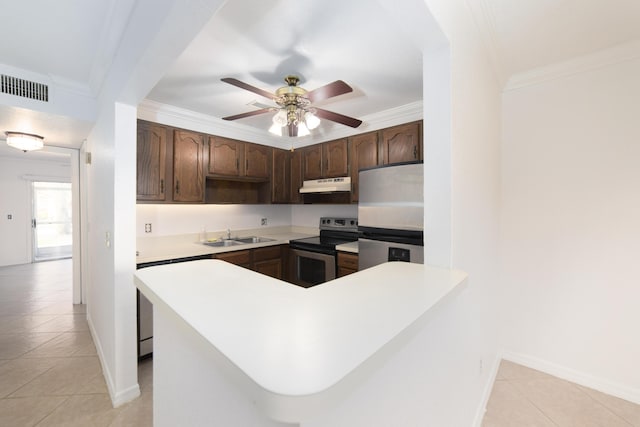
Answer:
246, 159, 248, 172
175, 180, 180, 194
413, 145, 417, 159
319, 160, 322, 172
160, 179, 164, 194
236, 159, 239, 171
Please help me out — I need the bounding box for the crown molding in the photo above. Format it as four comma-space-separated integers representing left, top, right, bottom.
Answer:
464, 0, 507, 87
137, 99, 423, 149
505, 39, 640, 91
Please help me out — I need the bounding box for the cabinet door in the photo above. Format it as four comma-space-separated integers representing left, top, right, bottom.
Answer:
244, 143, 271, 179
208, 136, 240, 177
349, 132, 379, 203
381, 121, 422, 165
302, 144, 323, 180
173, 130, 204, 203
323, 138, 349, 178
216, 250, 251, 268
137, 122, 168, 201
290, 149, 303, 204
337, 252, 358, 278
253, 246, 282, 279
272, 148, 290, 203
254, 258, 282, 279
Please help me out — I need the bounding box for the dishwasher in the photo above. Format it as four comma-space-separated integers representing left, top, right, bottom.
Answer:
136, 254, 212, 359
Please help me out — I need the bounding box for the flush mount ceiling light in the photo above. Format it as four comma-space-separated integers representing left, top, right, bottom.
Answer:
5, 132, 45, 152
221, 75, 362, 137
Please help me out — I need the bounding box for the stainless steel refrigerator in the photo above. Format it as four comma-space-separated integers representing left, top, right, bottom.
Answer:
358, 161, 424, 270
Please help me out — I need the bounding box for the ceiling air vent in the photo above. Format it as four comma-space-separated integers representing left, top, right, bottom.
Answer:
1, 74, 49, 102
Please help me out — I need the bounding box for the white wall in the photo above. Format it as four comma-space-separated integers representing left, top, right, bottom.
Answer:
82, 0, 227, 407
423, 0, 504, 423
500, 58, 640, 402
136, 204, 293, 236
136, 204, 358, 237
369, 0, 504, 424
0, 155, 71, 266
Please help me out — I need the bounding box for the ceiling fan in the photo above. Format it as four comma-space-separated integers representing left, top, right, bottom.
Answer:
221, 75, 362, 137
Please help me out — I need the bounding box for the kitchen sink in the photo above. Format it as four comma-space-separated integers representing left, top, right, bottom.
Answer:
203, 239, 244, 247
202, 236, 275, 247
234, 236, 276, 244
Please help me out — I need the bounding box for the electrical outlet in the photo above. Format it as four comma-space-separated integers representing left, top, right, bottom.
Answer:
145, 223, 152, 233
261, 218, 268, 226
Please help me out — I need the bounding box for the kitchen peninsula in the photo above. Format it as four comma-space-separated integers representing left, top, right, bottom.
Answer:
134, 259, 467, 426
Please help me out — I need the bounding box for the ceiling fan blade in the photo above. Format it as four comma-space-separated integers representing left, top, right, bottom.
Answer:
288, 123, 298, 137
221, 77, 276, 100
313, 108, 362, 128
222, 108, 272, 121
306, 80, 353, 103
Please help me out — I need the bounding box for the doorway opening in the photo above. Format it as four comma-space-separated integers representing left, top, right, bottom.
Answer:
32, 181, 73, 261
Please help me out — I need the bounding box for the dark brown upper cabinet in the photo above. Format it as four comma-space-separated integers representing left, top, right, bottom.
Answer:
173, 130, 205, 203
290, 149, 303, 204
136, 121, 169, 202
208, 136, 271, 180
244, 143, 271, 179
349, 131, 380, 203
302, 138, 349, 180
271, 148, 291, 204
380, 121, 422, 165
208, 136, 241, 177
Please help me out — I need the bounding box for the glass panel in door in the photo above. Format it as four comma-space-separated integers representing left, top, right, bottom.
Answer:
33, 181, 72, 261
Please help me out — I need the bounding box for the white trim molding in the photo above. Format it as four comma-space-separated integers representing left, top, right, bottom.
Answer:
505, 39, 640, 91
502, 351, 640, 405
137, 99, 423, 150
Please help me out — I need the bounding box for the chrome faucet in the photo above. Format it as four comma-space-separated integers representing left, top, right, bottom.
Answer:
227, 228, 231, 240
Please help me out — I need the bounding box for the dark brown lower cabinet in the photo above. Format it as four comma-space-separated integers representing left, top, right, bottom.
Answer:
252, 246, 283, 279
214, 245, 284, 280
337, 252, 358, 277
215, 250, 251, 269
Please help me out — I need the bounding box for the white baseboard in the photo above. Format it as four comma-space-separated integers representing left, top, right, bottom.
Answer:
87, 313, 141, 407
502, 351, 640, 405
472, 355, 502, 427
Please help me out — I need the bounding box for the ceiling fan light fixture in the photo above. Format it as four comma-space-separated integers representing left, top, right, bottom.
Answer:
304, 111, 320, 130
268, 122, 283, 136
297, 122, 310, 137
272, 109, 288, 127
5, 132, 44, 152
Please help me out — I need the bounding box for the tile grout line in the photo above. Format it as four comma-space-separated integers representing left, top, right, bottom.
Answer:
573, 384, 635, 427
506, 377, 561, 427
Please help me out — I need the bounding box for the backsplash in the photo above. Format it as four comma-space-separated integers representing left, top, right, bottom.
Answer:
136, 204, 357, 236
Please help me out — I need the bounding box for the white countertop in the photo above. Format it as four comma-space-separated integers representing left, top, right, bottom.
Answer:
134, 260, 467, 400
136, 227, 317, 264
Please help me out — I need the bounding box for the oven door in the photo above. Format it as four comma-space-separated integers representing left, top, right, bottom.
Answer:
289, 248, 336, 288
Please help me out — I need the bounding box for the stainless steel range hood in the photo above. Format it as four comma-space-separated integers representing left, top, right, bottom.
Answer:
299, 176, 351, 193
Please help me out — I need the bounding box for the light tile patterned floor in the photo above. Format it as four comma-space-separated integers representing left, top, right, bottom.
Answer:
483, 360, 640, 426
0, 259, 152, 426
2, 259, 639, 426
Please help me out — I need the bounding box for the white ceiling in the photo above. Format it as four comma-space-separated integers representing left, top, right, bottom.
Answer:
468, 0, 640, 81
1, 0, 639, 158
146, 0, 423, 138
